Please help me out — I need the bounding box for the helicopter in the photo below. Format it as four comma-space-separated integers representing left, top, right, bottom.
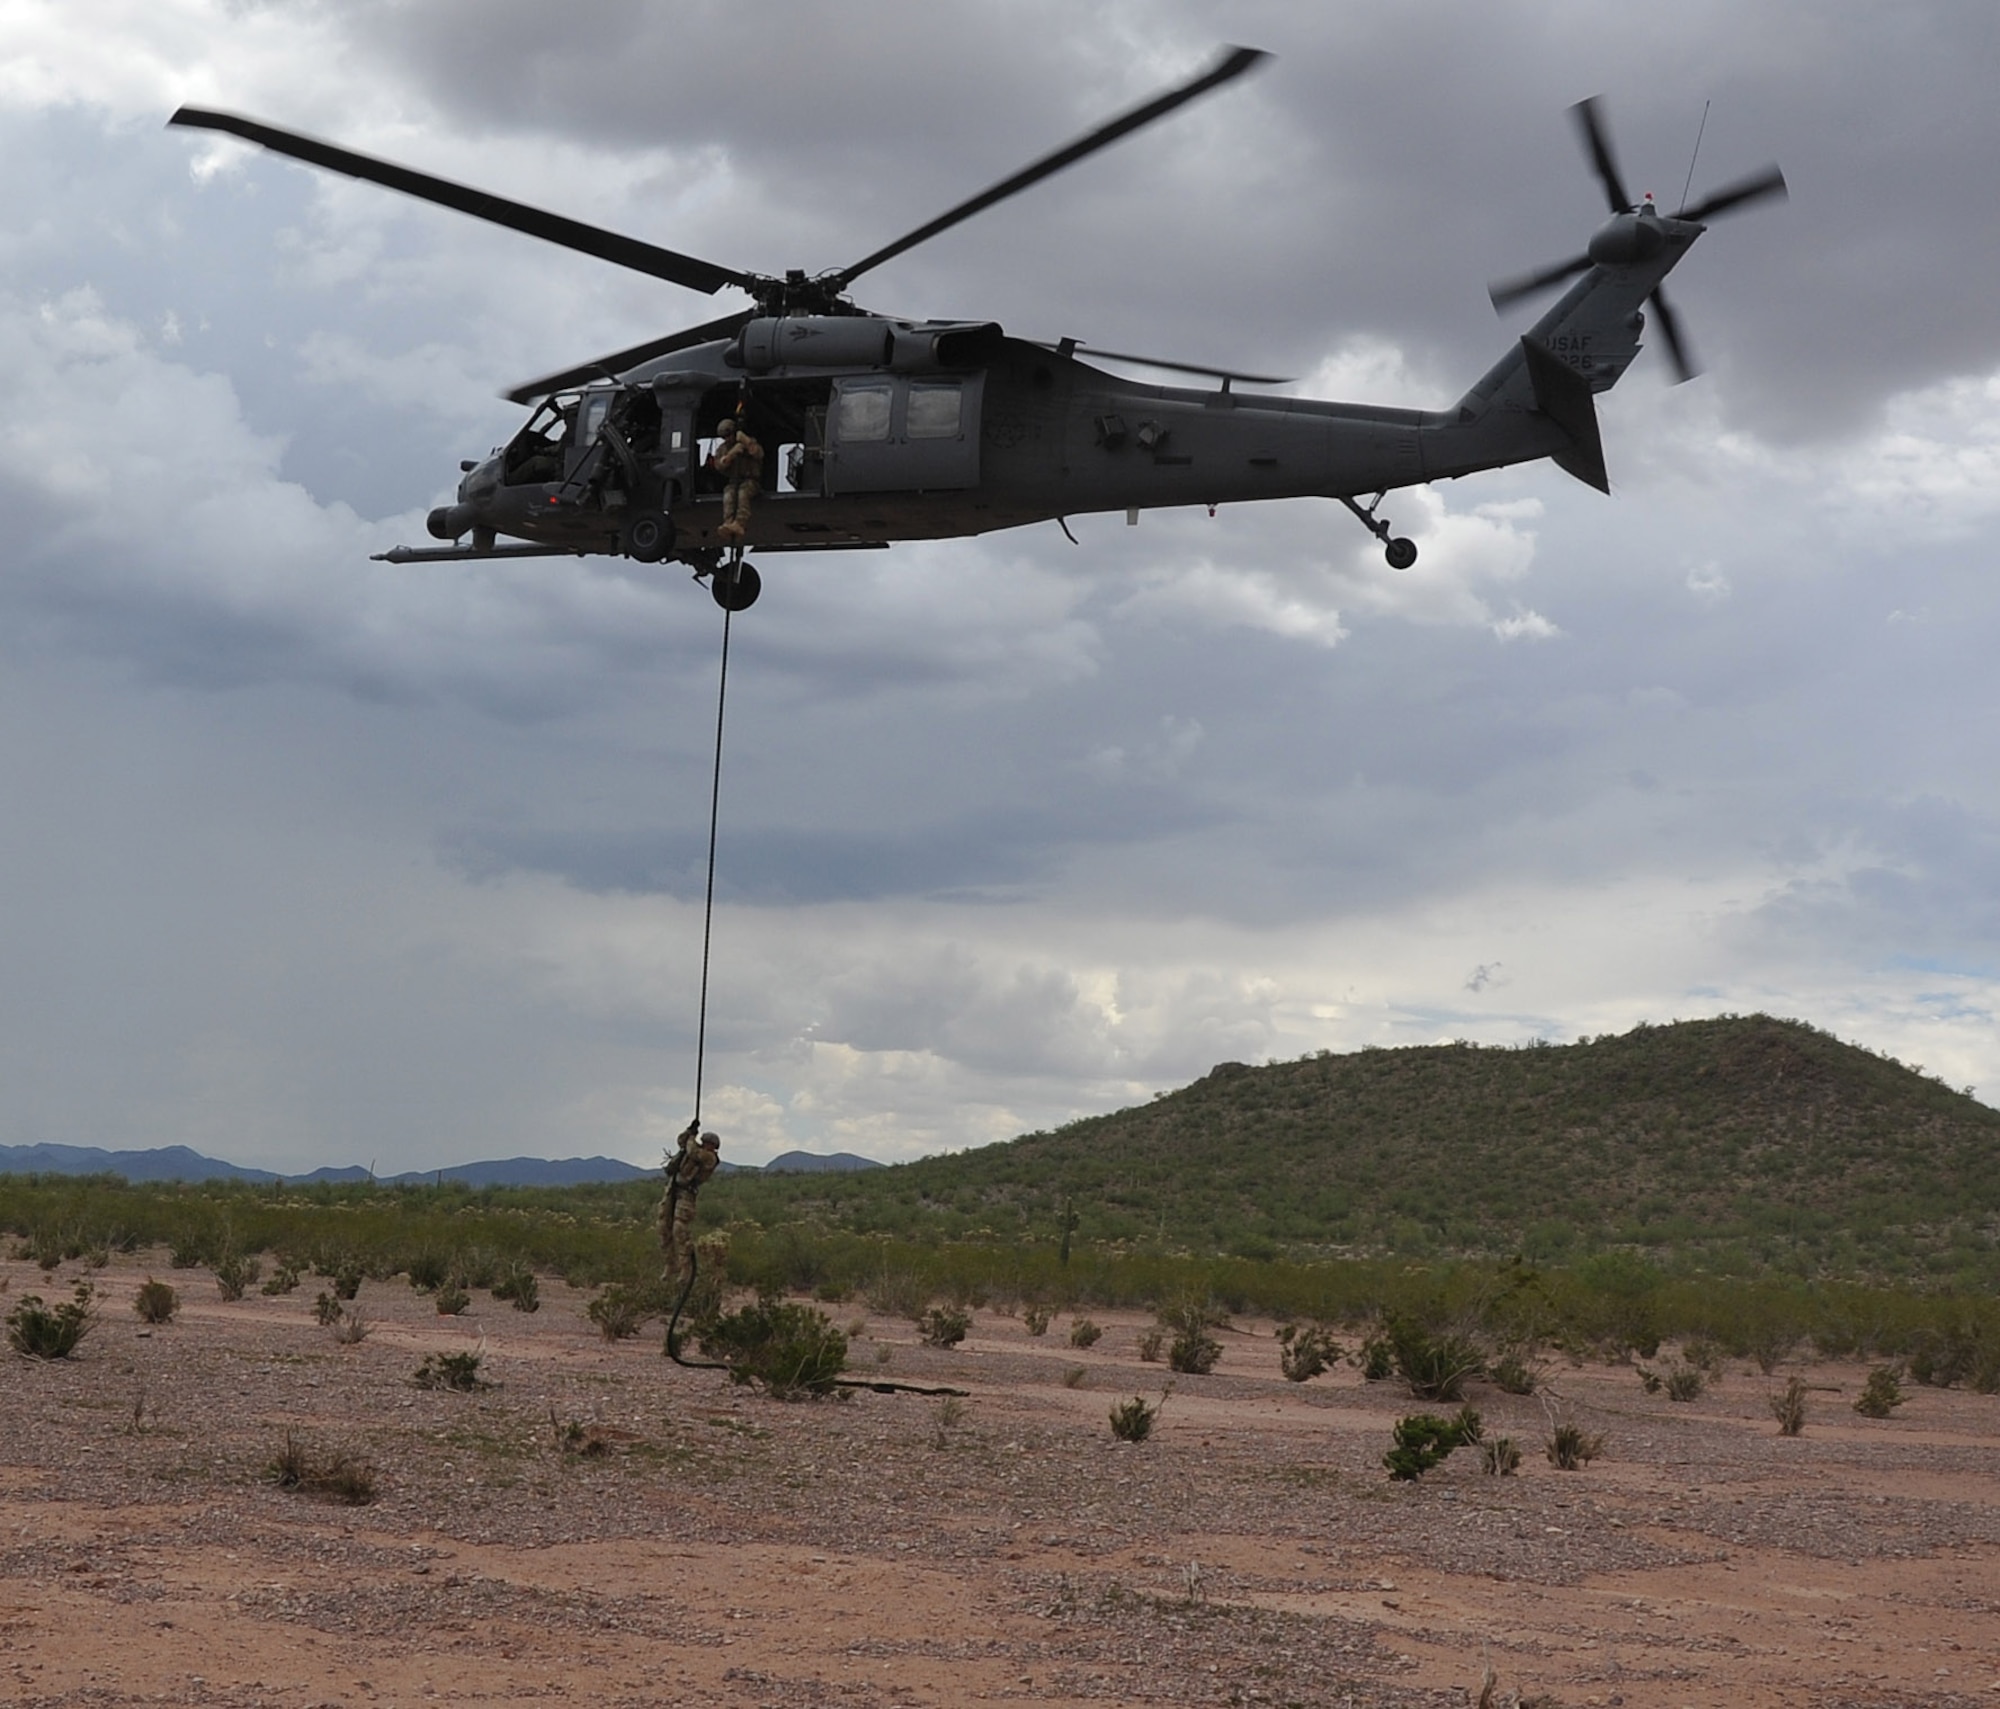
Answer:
171, 51, 1784, 613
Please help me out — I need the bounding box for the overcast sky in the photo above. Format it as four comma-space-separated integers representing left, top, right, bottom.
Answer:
3, 1, 1996, 1174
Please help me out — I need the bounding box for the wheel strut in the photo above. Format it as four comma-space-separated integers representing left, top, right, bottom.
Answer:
1339, 492, 1418, 570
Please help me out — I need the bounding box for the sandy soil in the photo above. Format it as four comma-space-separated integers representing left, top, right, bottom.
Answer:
3, 1252, 1997, 1708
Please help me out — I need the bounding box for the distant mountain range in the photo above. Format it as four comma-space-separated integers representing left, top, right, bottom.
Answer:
0, 1141, 880, 1186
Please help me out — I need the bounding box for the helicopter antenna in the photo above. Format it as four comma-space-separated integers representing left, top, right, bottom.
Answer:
1677, 100, 1711, 216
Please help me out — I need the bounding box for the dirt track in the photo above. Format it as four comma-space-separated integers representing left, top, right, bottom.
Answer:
4, 1253, 1998, 1707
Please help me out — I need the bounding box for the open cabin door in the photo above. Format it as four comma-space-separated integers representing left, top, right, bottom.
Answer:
824, 373, 985, 495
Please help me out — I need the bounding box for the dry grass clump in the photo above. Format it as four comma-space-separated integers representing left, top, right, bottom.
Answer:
266, 1431, 376, 1504
1770, 1375, 1808, 1436
133, 1277, 179, 1325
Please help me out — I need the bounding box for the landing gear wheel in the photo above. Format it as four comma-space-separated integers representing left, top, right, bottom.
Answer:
623, 511, 674, 564
711, 561, 761, 612
1384, 536, 1418, 571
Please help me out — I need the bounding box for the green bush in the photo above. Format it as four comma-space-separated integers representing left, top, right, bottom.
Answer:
133, 1278, 179, 1325
260, 1260, 302, 1296
698, 1299, 848, 1399
1168, 1328, 1221, 1375
1384, 1406, 1482, 1480
1545, 1420, 1604, 1470
7, 1282, 96, 1359
214, 1253, 261, 1302
434, 1284, 471, 1316
1109, 1395, 1158, 1442
1136, 1327, 1165, 1363
413, 1351, 486, 1391
1358, 1331, 1395, 1381
1068, 1317, 1103, 1349
1664, 1364, 1705, 1402
918, 1305, 970, 1347
1488, 1352, 1537, 1395
313, 1291, 344, 1326
1277, 1323, 1340, 1382
405, 1251, 451, 1293
491, 1263, 540, 1313
1770, 1376, 1808, 1436
1390, 1318, 1483, 1402
1854, 1365, 1905, 1418
587, 1282, 655, 1341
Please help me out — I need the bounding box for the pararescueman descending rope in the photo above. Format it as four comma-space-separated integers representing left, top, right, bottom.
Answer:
658, 606, 964, 1397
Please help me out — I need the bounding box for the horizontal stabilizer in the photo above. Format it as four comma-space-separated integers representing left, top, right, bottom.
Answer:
1520, 336, 1609, 493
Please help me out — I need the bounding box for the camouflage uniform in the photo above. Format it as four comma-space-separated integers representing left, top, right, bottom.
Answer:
712, 422, 763, 544
659, 1123, 721, 1286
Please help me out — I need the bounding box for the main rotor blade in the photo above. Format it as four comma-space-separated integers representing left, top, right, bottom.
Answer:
1569, 95, 1634, 215
833, 44, 1268, 289
170, 107, 755, 297
503, 309, 755, 403
1678, 164, 1787, 223
1488, 251, 1591, 311
1648, 286, 1698, 383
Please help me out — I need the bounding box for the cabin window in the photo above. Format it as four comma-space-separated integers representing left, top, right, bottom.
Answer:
905, 380, 963, 440
578, 391, 613, 445
834, 380, 893, 443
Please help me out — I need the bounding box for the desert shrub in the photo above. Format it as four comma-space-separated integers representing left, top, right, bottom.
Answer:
1022, 1304, 1053, 1337
1770, 1376, 1808, 1436
1681, 1337, 1724, 1375
133, 1278, 179, 1325
331, 1261, 363, 1302
1109, 1395, 1158, 1442
588, 1282, 654, 1341
1062, 1365, 1087, 1388
1545, 1421, 1604, 1470
1488, 1352, 1537, 1395
406, 1251, 450, 1293
434, 1284, 471, 1317
1136, 1327, 1165, 1363
413, 1351, 486, 1391
214, 1253, 261, 1302
1277, 1323, 1341, 1382
699, 1299, 848, 1399
1854, 1365, 1905, 1418
1168, 1328, 1222, 1375
313, 1291, 344, 1326
1636, 1366, 1663, 1395
331, 1310, 370, 1345
1358, 1331, 1395, 1382
1971, 1341, 2000, 1396
491, 1265, 540, 1313
456, 1247, 501, 1290
7, 1282, 95, 1359
1390, 1318, 1483, 1402
1069, 1318, 1103, 1349
919, 1305, 970, 1348
1384, 1406, 1482, 1481
1664, 1364, 1706, 1402
260, 1261, 302, 1297
266, 1432, 375, 1505
169, 1234, 215, 1270
813, 1279, 851, 1303
1481, 1436, 1522, 1476
864, 1268, 928, 1319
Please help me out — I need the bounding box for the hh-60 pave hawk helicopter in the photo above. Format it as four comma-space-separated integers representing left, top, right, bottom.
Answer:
172, 50, 1783, 612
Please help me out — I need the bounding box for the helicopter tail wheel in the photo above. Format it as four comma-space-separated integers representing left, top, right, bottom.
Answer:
623, 511, 674, 563
1384, 537, 1418, 571
711, 561, 761, 612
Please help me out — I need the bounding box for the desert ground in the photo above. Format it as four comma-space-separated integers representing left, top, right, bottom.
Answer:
3, 1252, 1997, 1708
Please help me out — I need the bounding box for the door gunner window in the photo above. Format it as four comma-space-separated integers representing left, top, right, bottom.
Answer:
834, 381, 892, 443
905, 381, 962, 439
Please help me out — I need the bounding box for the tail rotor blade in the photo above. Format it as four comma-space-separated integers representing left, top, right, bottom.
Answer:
1678, 164, 1787, 223
1488, 252, 1592, 311
1569, 95, 1634, 214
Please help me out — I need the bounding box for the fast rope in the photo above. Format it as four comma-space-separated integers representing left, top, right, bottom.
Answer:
662, 598, 963, 1399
